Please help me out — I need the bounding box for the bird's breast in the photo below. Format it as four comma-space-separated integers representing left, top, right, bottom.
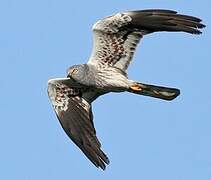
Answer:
95, 68, 130, 92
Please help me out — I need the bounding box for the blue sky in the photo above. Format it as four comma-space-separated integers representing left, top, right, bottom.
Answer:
0, 0, 210, 179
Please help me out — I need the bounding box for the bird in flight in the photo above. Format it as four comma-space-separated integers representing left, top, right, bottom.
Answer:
47, 9, 205, 170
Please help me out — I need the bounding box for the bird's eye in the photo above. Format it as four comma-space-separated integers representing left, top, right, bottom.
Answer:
70, 68, 78, 75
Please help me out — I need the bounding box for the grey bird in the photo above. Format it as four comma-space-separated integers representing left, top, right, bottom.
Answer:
47, 9, 205, 170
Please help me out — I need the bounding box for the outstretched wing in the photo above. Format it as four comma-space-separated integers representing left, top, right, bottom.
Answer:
47, 78, 109, 170
88, 9, 205, 71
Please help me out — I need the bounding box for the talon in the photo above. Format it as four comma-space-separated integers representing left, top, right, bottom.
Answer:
130, 84, 142, 91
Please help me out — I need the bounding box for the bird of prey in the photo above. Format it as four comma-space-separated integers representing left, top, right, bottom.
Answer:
47, 9, 205, 170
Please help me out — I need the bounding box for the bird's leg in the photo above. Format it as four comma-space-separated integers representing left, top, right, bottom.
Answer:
129, 83, 142, 92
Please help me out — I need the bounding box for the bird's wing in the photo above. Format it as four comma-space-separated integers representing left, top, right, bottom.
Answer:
47, 78, 109, 170
88, 9, 205, 71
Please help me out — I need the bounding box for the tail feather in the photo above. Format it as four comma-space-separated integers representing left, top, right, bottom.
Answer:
128, 82, 180, 101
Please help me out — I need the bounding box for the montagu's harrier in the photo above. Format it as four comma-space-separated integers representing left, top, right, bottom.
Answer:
47, 9, 205, 170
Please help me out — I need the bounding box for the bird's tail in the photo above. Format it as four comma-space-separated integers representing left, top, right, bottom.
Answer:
128, 82, 180, 101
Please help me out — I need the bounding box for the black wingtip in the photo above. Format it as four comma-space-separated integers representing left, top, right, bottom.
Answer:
99, 154, 110, 170
192, 30, 202, 35
125, 9, 206, 35
128, 9, 177, 14
95, 159, 110, 171
198, 23, 206, 28
193, 22, 206, 35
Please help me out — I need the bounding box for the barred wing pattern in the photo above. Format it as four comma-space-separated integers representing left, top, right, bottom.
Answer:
47, 78, 109, 170
88, 12, 143, 71
47, 9, 205, 170
88, 9, 205, 71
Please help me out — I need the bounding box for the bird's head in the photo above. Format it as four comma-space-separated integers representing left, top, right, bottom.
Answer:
67, 64, 88, 82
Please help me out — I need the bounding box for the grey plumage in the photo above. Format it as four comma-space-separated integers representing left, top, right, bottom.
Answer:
47, 9, 205, 170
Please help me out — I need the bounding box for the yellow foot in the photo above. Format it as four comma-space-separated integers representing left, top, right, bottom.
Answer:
130, 84, 142, 91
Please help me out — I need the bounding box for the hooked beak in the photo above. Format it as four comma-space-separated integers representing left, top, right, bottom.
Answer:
67, 69, 78, 79
67, 69, 73, 78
